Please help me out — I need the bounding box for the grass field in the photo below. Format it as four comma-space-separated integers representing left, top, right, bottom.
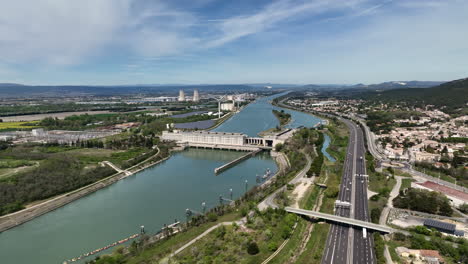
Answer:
400, 178, 413, 191
0, 121, 39, 130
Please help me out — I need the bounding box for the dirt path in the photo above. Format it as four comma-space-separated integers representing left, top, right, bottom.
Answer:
379, 176, 409, 225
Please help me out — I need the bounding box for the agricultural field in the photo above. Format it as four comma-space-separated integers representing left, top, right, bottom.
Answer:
0, 121, 39, 131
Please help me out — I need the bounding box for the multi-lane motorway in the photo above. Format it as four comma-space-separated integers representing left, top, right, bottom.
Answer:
322, 117, 376, 264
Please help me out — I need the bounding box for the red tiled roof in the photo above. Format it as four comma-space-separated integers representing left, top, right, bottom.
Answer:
420, 249, 444, 261
417, 181, 468, 202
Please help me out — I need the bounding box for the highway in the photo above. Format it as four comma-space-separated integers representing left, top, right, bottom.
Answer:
321, 118, 376, 264
352, 122, 375, 264
322, 118, 356, 264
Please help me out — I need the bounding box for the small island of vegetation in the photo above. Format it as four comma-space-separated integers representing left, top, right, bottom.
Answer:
272, 109, 291, 127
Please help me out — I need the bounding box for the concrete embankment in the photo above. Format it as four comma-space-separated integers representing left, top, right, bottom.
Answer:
214, 149, 262, 174
0, 147, 175, 233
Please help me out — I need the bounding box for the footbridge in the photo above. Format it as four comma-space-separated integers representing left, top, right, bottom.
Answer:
285, 207, 395, 234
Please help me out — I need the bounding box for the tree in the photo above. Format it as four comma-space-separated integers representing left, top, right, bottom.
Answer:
275, 143, 283, 152
247, 241, 259, 255
458, 203, 468, 214
370, 208, 381, 223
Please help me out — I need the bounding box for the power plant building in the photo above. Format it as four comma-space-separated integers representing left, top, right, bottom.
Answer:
178, 90, 185, 102
193, 89, 200, 102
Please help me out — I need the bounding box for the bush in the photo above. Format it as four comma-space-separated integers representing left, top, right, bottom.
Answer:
370, 208, 382, 224
268, 241, 278, 252
325, 186, 339, 198
459, 203, 468, 213
281, 225, 292, 239
412, 226, 432, 236
393, 232, 407, 241
207, 212, 218, 222
247, 241, 260, 255
275, 143, 283, 152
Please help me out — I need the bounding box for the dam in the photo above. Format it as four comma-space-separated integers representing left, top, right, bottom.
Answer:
161, 130, 292, 150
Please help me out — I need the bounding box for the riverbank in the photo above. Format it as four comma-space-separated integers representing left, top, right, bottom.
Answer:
0, 145, 177, 233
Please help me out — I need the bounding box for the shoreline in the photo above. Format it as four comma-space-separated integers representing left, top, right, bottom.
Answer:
0, 147, 179, 233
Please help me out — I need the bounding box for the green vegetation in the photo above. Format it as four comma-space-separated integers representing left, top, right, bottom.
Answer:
0, 103, 138, 117
360, 77, 468, 116
459, 203, 468, 214
440, 137, 468, 143
366, 110, 425, 134
373, 233, 386, 264
393, 188, 453, 216
0, 121, 39, 132
414, 161, 468, 188
0, 154, 115, 215
272, 109, 291, 127
366, 153, 396, 223
308, 132, 325, 177
36, 109, 217, 132
400, 178, 413, 192
175, 209, 297, 263
389, 230, 468, 263
0, 159, 35, 168
0, 134, 173, 216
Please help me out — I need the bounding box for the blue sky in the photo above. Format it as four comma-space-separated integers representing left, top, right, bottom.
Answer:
0, 0, 467, 85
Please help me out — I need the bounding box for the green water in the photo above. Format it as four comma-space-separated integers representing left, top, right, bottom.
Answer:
0, 93, 321, 264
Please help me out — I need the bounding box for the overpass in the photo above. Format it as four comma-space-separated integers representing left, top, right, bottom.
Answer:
285, 207, 395, 234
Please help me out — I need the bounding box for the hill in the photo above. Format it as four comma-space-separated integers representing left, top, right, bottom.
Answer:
360, 77, 468, 115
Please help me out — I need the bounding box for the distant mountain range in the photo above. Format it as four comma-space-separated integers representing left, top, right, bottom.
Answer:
349, 81, 443, 90
0, 84, 258, 98
0, 80, 445, 98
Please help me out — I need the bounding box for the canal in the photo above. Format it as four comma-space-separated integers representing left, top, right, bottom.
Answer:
0, 92, 321, 264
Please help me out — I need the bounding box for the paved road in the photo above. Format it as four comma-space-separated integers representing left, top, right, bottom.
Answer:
322, 118, 355, 264
352, 122, 375, 264
322, 118, 376, 264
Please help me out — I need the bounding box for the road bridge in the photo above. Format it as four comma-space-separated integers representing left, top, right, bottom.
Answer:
285, 207, 394, 234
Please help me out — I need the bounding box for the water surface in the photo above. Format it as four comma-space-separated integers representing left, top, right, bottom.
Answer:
0, 92, 321, 264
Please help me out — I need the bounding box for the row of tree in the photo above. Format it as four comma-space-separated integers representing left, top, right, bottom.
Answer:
393, 188, 453, 216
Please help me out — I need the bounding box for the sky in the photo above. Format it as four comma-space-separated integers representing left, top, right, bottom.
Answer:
0, 0, 467, 85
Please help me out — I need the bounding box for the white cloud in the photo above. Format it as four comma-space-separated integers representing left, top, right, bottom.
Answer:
205, 0, 374, 48
0, 0, 386, 66
0, 0, 199, 65
0, 0, 130, 65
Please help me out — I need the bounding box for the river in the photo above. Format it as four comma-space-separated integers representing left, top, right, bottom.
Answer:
0, 92, 321, 264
